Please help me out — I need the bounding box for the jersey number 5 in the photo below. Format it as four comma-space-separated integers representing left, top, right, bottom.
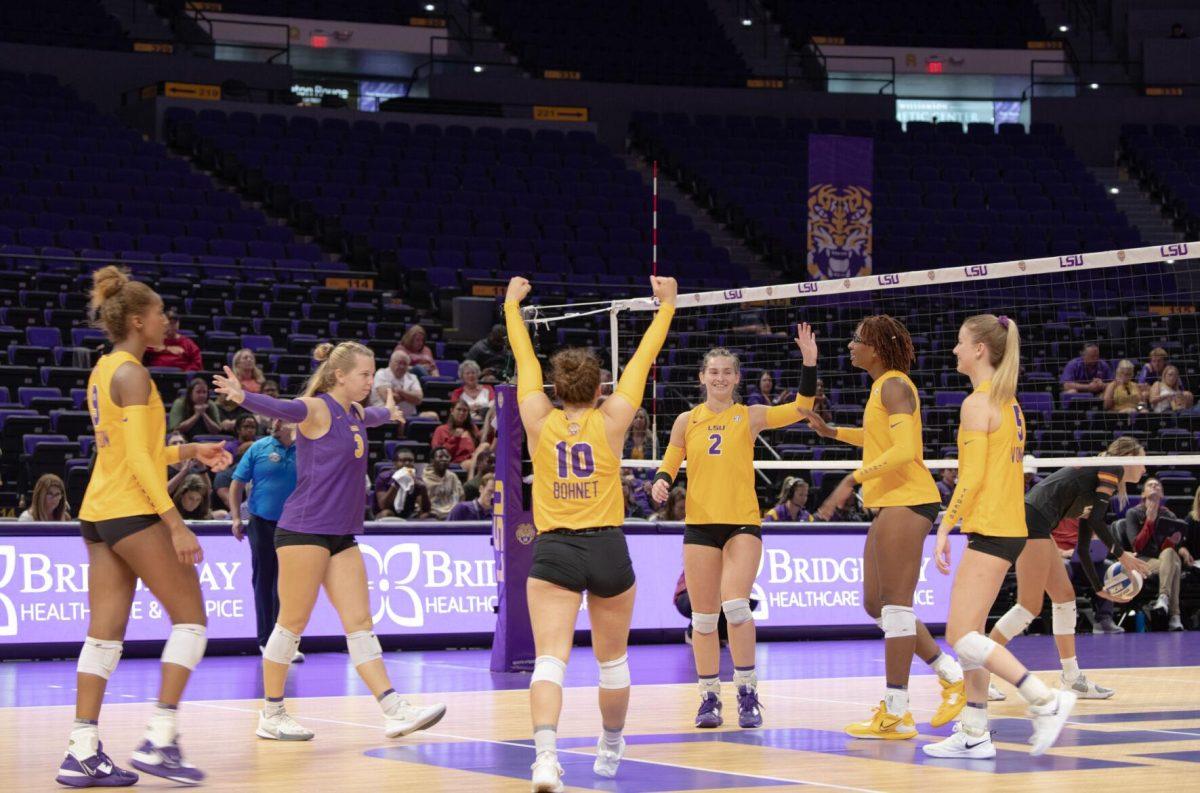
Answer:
556, 441, 595, 478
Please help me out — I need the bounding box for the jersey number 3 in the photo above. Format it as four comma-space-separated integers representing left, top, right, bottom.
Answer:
556, 441, 595, 478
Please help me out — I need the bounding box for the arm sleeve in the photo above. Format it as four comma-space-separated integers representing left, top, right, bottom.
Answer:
655, 443, 685, 485
122, 405, 177, 515
163, 444, 182, 466
363, 406, 391, 428
504, 301, 544, 402
763, 365, 818, 429
613, 303, 676, 408
938, 430, 987, 529
1083, 490, 1122, 557
835, 426, 864, 447
240, 391, 310, 422
1074, 519, 1108, 592
851, 413, 917, 484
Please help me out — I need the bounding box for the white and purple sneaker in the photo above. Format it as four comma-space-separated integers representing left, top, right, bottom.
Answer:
130, 739, 205, 786
55, 742, 139, 788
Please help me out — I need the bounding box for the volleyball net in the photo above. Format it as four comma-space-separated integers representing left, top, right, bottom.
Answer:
518, 241, 1200, 513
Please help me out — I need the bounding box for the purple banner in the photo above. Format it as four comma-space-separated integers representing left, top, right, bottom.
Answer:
489, 384, 537, 672
0, 532, 964, 645
807, 134, 874, 280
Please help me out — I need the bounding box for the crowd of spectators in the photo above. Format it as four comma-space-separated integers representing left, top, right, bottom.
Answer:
1061, 343, 1196, 414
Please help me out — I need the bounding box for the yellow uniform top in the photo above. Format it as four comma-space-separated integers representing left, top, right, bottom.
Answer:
860, 370, 940, 508
79, 351, 171, 521
532, 408, 624, 532
682, 402, 760, 526
960, 381, 1027, 537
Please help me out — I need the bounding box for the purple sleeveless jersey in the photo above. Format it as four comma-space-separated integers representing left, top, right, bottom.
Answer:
277, 392, 372, 536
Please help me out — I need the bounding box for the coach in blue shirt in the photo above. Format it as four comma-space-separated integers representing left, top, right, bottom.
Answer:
230, 420, 298, 655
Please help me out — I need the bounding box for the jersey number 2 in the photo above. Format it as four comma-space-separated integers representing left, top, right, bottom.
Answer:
708, 433, 722, 455
556, 441, 595, 478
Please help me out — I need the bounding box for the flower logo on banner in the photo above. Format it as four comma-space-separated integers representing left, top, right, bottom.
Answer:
359, 542, 424, 628
0, 546, 17, 637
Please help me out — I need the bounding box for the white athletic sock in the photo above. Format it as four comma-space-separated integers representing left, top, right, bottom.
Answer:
884, 685, 909, 717
1061, 657, 1081, 681
264, 697, 285, 717
930, 651, 964, 684
1016, 673, 1054, 707
601, 727, 623, 752
533, 726, 557, 755
698, 676, 721, 696
733, 666, 757, 690
378, 689, 402, 716
145, 703, 178, 748
961, 702, 988, 737
68, 721, 100, 760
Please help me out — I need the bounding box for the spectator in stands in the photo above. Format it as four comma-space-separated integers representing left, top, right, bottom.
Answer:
1187, 490, 1200, 561
480, 401, 498, 448
1061, 343, 1112, 394
621, 467, 654, 519
747, 370, 792, 407
447, 474, 496, 521
19, 473, 70, 521
465, 324, 507, 380
654, 486, 687, 521
1149, 365, 1194, 412
262, 379, 280, 398
764, 476, 812, 522
256, 380, 282, 433
936, 467, 957, 506
464, 449, 495, 502
166, 432, 206, 493
143, 307, 201, 372
450, 360, 495, 421
170, 472, 226, 520
1138, 347, 1172, 385
216, 392, 252, 433
1127, 478, 1186, 629
599, 368, 613, 398
1170, 22, 1188, 39
623, 407, 654, 461
376, 447, 433, 520
395, 324, 439, 379
1103, 359, 1146, 413
213, 415, 260, 510
232, 348, 265, 394
423, 446, 463, 520
1050, 517, 1123, 634
812, 378, 833, 423
371, 349, 425, 418
169, 378, 223, 440
431, 401, 480, 464
229, 419, 298, 655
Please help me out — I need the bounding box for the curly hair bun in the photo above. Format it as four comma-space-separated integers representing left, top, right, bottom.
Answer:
90, 265, 129, 311
312, 342, 334, 362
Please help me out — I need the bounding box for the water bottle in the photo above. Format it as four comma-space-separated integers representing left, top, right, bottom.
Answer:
1135, 611, 1146, 633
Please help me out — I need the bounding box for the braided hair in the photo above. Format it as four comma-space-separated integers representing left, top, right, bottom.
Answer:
856, 315, 915, 373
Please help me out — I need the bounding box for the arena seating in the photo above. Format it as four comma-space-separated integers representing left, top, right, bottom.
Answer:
765, 0, 1052, 49
0, 1, 131, 50
204, 0, 437, 24
631, 112, 1143, 275
163, 107, 746, 299
473, 0, 750, 86
1120, 123, 1200, 239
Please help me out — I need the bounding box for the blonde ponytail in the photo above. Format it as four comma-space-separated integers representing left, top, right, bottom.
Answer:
1099, 435, 1144, 509
963, 313, 1019, 406
302, 341, 372, 397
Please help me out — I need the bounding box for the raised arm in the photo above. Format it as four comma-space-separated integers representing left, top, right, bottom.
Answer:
753, 322, 818, 433
603, 276, 677, 429
503, 276, 554, 429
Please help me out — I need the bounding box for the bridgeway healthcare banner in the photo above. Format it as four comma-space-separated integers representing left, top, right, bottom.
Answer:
806, 134, 874, 280
0, 533, 964, 644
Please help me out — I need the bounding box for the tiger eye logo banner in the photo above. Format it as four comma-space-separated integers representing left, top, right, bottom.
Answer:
807, 134, 874, 280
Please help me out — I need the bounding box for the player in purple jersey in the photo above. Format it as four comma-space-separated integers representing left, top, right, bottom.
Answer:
214, 342, 446, 742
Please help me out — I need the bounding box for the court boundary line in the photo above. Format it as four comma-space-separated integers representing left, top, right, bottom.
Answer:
185, 700, 885, 793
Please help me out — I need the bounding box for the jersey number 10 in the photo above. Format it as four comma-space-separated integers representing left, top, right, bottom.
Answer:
555, 441, 595, 478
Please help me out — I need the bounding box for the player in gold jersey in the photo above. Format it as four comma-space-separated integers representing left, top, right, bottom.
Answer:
803, 315, 965, 739
927, 314, 1076, 759
56, 267, 230, 789
505, 274, 676, 792
650, 324, 818, 730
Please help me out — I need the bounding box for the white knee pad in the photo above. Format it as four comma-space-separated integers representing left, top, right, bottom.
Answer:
598, 654, 630, 690
721, 598, 753, 626
77, 636, 123, 680
692, 611, 720, 635
530, 655, 566, 687
1051, 600, 1077, 636
880, 604, 916, 638
953, 631, 997, 671
994, 604, 1036, 640
161, 624, 207, 671
263, 624, 301, 665
347, 630, 383, 667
